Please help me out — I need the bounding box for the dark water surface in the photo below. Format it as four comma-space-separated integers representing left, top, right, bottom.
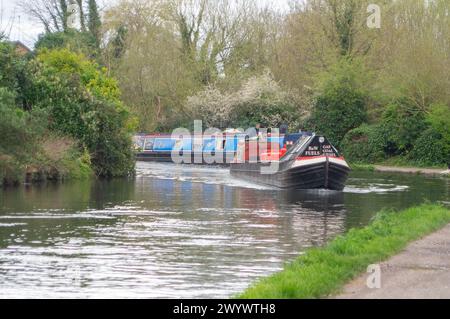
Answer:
0, 162, 449, 298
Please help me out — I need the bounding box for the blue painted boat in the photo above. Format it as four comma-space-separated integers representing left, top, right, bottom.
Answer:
134, 133, 291, 165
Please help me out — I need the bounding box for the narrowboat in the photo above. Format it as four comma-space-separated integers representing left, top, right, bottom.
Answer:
134, 133, 288, 165
134, 133, 245, 164
134, 132, 350, 191
230, 134, 350, 191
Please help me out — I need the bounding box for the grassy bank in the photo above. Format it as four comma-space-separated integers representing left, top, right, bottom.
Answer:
238, 204, 450, 299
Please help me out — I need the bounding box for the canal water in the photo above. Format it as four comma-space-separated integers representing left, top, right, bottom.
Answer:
0, 162, 449, 298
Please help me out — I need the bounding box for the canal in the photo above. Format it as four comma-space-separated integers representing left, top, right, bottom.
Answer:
0, 162, 449, 298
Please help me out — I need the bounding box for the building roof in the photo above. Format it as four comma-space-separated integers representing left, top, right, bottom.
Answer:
9, 41, 32, 55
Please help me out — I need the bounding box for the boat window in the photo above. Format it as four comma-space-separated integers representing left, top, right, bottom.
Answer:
281, 135, 312, 161
144, 138, 155, 151
203, 139, 216, 152
225, 135, 238, 152
182, 138, 193, 151
154, 138, 176, 151
268, 136, 285, 149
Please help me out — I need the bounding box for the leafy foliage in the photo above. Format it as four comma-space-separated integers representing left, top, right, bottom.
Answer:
0, 87, 48, 185
0, 42, 20, 91
35, 30, 99, 58
233, 74, 303, 129
341, 124, 386, 163
427, 104, 450, 146
408, 103, 450, 166
88, 0, 102, 47
32, 49, 120, 101
410, 129, 449, 167
0, 88, 28, 156
27, 49, 135, 177
309, 60, 368, 147
380, 101, 427, 156
0, 41, 30, 107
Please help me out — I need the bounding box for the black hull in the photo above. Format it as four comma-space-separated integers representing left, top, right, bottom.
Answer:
230, 160, 350, 191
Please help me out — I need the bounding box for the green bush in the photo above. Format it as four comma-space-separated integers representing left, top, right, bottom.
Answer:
0, 155, 23, 186
35, 30, 99, 59
26, 49, 135, 177
0, 88, 32, 185
0, 41, 20, 92
410, 129, 449, 167
341, 124, 386, 163
381, 101, 427, 156
309, 60, 368, 147
80, 98, 136, 177
426, 104, 450, 166
0, 88, 44, 157
0, 39, 30, 108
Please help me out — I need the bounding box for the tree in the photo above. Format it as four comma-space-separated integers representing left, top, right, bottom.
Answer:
373, 0, 450, 111
0, 40, 30, 109
103, 0, 278, 130
0, 41, 20, 92
76, 0, 87, 31
173, 0, 263, 85
110, 25, 127, 59
88, 0, 102, 47
34, 30, 98, 58
20, 0, 94, 36
187, 72, 304, 129
19, 0, 71, 33
309, 59, 368, 147
103, 0, 198, 131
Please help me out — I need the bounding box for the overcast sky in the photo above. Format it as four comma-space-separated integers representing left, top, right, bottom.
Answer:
1, 0, 290, 48
0, 0, 113, 47
1, 0, 42, 46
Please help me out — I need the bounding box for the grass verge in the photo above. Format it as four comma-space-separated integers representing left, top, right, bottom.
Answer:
237, 204, 450, 299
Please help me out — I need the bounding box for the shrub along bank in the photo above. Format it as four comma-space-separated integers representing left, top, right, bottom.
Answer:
0, 38, 135, 187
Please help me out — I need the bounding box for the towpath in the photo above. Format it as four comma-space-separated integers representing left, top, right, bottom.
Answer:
374, 165, 449, 177
336, 224, 450, 299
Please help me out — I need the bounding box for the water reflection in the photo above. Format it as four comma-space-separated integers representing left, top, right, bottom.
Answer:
0, 163, 449, 298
